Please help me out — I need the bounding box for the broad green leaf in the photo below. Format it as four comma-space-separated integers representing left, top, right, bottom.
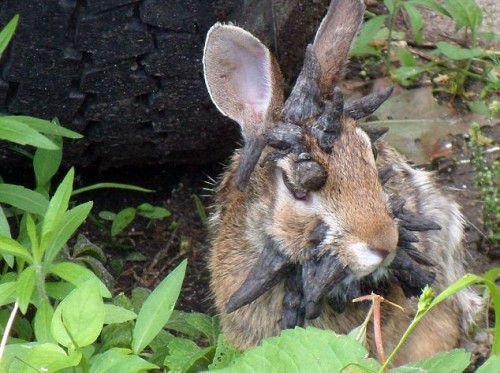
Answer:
216, 327, 380, 373
111, 207, 136, 236
208, 334, 242, 371
0, 207, 13, 266
166, 310, 219, 345
46, 281, 75, 300
164, 337, 214, 373
49, 261, 111, 298
403, 3, 423, 44
397, 47, 417, 67
137, 203, 171, 219
0, 281, 16, 307
99, 210, 116, 221
0, 184, 49, 216
444, 0, 482, 30
100, 323, 134, 351
435, 41, 482, 60
16, 266, 35, 314
34, 300, 56, 343
44, 201, 93, 265
392, 349, 470, 372
72, 182, 153, 196
131, 287, 151, 313
476, 355, 500, 372
34, 139, 63, 190
17, 343, 82, 373
0, 235, 33, 263
0, 117, 59, 149
0, 15, 18, 58
104, 304, 137, 324
89, 348, 159, 373
41, 168, 74, 250
51, 280, 105, 348
5, 116, 82, 138
350, 15, 387, 57
149, 330, 176, 365
132, 259, 187, 354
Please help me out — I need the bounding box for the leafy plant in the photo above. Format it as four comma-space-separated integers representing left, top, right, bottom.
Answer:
469, 122, 500, 242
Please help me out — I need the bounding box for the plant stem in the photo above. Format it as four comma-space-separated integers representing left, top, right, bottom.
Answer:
385, 1, 400, 75
0, 301, 19, 362
35, 264, 48, 302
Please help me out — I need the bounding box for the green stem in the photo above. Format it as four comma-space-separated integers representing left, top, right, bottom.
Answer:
34, 264, 48, 302
385, 2, 400, 74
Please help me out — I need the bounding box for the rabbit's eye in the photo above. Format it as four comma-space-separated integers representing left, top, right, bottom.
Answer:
282, 171, 308, 200
372, 144, 378, 160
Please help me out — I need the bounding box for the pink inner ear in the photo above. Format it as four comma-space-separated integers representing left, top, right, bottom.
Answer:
227, 39, 271, 123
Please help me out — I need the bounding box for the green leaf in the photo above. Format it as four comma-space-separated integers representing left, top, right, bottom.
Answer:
100, 323, 134, 351
88, 348, 159, 373
166, 311, 219, 345
137, 203, 171, 219
132, 259, 187, 354
104, 304, 137, 324
468, 101, 491, 116
49, 261, 111, 298
392, 349, 470, 372
0, 117, 59, 149
0, 207, 13, 266
408, 0, 452, 18
34, 300, 56, 343
435, 41, 482, 60
72, 182, 153, 196
46, 281, 76, 300
111, 207, 136, 236
22, 343, 82, 373
0, 234, 33, 263
131, 287, 151, 313
51, 280, 105, 348
208, 334, 242, 371
44, 201, 93, 265
350, 15, 387, 57
5, 116, 82, 138
403, 3, 423, 44
444, 0, 482, 30
216, 327, 380, 373
476, 355, 500, 372
16, 266, 35, 314
383, 0, 395, 14
99, 210, 116, 221
41, 168, 74, 250
0, 15, 19, 58
0, 184, 49, 216
397, 47, 417, 67
25, 214, 41, 263
192, 195, 207, 224
0, 281, 17, 307
34, 139, 63, 190
164, 337, 214, 373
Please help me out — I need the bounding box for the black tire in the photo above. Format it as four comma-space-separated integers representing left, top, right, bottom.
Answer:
0, 0, 327, 169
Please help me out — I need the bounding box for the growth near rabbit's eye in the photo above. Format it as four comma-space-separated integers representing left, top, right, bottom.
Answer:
203, 0, 481, 366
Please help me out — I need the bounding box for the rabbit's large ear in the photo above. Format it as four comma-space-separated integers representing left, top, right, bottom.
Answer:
203, 23, 283, 191
312, 0, 364, 94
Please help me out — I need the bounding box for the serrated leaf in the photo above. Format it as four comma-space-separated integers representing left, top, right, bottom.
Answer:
0, 184, 49, 216
111, 207, 136, 236
0, 281, 17, 307
34, 139, 62, 190
41, 168, 74, 251
0, 235, 33, 263
208, 334, 242, 371
89, 348, 159, 373
403, 3, 423, 44
164, 337, 214, 373
350, 15, 387, 57
16, 266, 35, 314
132, 260, 187, 354
0, 117, 59, 149
49, 261, 111, 298
435, 41, 482, 60
216, 327, 380, 373
444, 0, 482, 30
392, 349, 470, 372
51, 280, 105, 348
104, 304, 137, 324
34, 300, 56, 343
44, 201, 93, 265
476, 355, 500, 372
0, 14, 18, 58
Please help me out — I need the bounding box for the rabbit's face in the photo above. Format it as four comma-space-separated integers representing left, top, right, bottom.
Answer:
269, 115, 398, 279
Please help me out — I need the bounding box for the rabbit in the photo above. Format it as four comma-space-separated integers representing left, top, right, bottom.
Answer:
203, 0, 481, 366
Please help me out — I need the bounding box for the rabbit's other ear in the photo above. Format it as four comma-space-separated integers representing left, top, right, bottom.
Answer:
203, 24, 283, 191
313, 0, 364, 94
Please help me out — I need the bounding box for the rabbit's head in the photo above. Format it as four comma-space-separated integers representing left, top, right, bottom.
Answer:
203, 0, 436, 320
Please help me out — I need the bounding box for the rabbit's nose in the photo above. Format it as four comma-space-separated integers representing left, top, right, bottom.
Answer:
370, 247, 391, 260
